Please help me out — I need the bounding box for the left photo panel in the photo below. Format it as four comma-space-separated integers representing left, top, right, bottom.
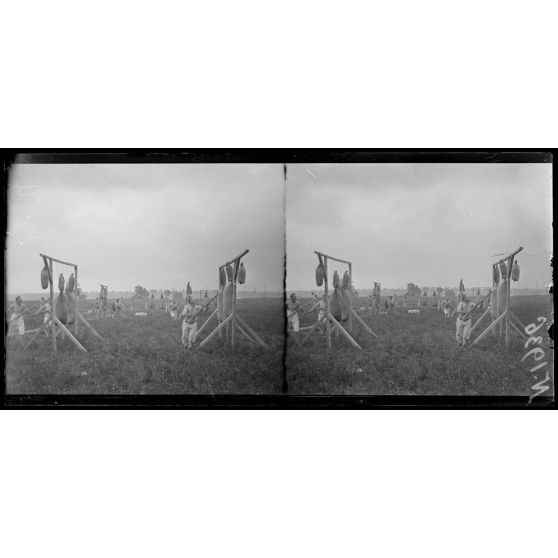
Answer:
5, 162, 286, 395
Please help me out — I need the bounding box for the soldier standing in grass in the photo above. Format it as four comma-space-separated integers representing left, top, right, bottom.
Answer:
286, 293, 303, 344
181, 296, 202, 350
38, 297, 51, 336
169, 301, 179, 321
8, 296, 28, 342
455, 294, 476, 347
309, 293, 326, 334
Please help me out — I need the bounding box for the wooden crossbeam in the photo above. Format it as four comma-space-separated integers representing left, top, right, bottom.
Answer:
219, 249, 249, 269
39, 253, 77, 268
492, 246, 524, 268
315, 251, 352, 266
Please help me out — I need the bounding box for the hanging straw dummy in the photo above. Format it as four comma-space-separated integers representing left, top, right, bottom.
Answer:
315, 262, 324, 287
223, 264, 234, 316
41, 264, 49, 289
238, 262, 247, 284
511, 260, 520, 281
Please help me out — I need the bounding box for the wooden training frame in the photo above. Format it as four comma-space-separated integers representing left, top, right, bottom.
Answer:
193, 249, 268, 351
27, 253, 104, 353
470, 246, 527, 348
299, 251, 377, 351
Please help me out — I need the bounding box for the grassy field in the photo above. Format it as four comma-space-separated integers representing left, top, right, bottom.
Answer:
6, 297, 285, 395
286, 295, 554, 396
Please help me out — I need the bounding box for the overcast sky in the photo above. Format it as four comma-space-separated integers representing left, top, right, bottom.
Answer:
286, 163, 553, 291
7, 164, 284, 294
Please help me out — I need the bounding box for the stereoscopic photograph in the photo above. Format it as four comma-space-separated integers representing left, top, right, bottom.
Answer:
5, 160, 285, 395
3, 153, 554, 404
285, 162, 553, 399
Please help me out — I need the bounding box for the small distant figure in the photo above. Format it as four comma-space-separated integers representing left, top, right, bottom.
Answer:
287, 293, 303, 343
181, 296, 202, 350
455, 294, 476, 347
372, 282, 381, 313
113, 298, 124, 315
169, 302, 179, 321
439, 299, 452, 320
309, 293, 326, 334
38, 297, 51, 335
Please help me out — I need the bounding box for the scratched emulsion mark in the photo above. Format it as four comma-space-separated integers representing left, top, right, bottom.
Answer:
522, 317, 552, 403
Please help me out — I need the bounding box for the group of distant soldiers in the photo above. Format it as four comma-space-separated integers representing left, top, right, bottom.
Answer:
286, 285, 479, 348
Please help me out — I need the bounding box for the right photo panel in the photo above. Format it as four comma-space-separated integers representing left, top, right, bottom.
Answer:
285, 162, 553, 398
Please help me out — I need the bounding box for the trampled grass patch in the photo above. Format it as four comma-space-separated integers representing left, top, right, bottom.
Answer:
286, 295, 554, 396
6, 298, 285, 395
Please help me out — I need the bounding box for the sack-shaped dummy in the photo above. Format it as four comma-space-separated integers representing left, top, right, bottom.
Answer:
315, 264, 324, 287
332, 271, 340, 288
330, 288, 343, 321
41, 265, 49, 289
66, 273, 75, 293
489, 289, 498, 320
186, 282, 192, 296
225, 264, 234, 282
223, 282, 233, 316
496, 278, 508, 315
493, 265, 500, 285
341, 288, 352, 322
511, 261, 520, 282
58, 273, 65, 292
55, 292, 77, 325
342, 271, 350, 290
499, 261, 508, 279
219, 268, 226, 288
238, 263, 246, 284
217, 289, 224, 321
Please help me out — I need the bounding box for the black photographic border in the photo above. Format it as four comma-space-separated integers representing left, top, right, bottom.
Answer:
2, 148, 555, 409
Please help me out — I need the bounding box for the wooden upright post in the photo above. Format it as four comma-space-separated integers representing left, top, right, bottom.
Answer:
322, 255, 332, 351
505, 255, 512, 347
348, 262, 353, 333
48, 258, 56, 352
231, 259, 239, 349
74, 264, 79, 337
218, 267, 223, 341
